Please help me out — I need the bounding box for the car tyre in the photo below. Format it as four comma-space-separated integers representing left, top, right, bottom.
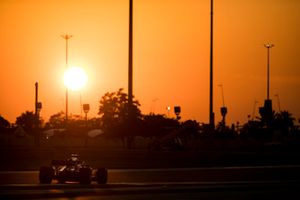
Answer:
39, 166, 54, 184
96, 168, 108, 184
79, 168, 91, 184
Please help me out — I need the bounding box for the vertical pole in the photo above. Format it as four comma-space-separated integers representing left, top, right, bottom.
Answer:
34, 82, 40, 146
80, 93, 83, 118
61, 34, 73, 124
264, 43, 274, 100
66, 37, 68, 66
85, 113, 88, 125
125, 0, 134, 149
66, 38, 69, 123
35, 82, 38, 116
209, 0, 215, 128
128, 0, 133, 121
267, 47, 270, 100
263, 44, 274, 125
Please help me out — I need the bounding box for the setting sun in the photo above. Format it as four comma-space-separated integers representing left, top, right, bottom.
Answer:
63, 67, 88, 91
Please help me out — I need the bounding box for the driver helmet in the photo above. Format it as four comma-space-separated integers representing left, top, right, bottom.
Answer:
70, 153, 79, 162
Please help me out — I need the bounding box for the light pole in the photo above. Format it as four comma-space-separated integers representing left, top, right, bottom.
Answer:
259, 43, 274, 125
61, 34, 73, 123
83, 104, 90, 125
218, 84, 227, 126
83, 103, 90, 147
128, 0, 133, 123
264, 43, 274, 100
167, 106, 171, 118
35, 82, 42, 119
34, 82, 42, 147
209, 0, 215, 129
174, 106, 181, 120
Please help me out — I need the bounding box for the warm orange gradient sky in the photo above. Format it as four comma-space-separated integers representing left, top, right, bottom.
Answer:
0, 0, 300, 124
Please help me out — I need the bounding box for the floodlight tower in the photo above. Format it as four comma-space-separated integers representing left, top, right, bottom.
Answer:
209, 0, 215, 129
218, 84, 227, 125
128, 0, 133, 123
61, 34, 73, 123
264, 43, 274, 100
259, 43, 274, 125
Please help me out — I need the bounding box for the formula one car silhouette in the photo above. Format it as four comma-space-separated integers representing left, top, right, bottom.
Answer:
39, 154, 108, 184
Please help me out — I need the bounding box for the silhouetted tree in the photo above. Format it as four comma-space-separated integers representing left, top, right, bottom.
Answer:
274, 110, 295, 136
87, 117, 102, 129
180, 120, 200, 137
240, 110, 296, 143
67, 114, 86, 129
45, 111, 65, 129
98, 88, 141, 148
0, 115, 10, 128
240, 119, 272, 141
15, 111, 39, 133
0, 115, 11, 135
215, 121, 237, 139
141, 114, 179, 138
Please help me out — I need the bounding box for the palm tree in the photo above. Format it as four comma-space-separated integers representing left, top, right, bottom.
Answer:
274, 110, 295, 135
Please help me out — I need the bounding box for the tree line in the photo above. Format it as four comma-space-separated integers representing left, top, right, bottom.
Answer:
1, 88, 300, 149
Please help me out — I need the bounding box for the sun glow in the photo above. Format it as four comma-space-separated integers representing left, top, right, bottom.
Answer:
63, 67, 88, 91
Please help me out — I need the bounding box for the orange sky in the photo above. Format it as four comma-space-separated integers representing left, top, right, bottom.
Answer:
0, 0, 300, 125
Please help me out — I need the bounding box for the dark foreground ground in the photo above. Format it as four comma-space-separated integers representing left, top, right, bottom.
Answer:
2, 180, 300, 200
1, 143, 300, 170
2, 142, 300, 199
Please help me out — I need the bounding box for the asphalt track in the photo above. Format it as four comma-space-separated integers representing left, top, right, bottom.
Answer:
2, 180, 300, 200
1, 165, 300, 184
1, 166, 300, 199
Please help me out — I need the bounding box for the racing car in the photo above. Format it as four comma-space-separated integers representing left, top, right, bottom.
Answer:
39, 154, 108, 184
